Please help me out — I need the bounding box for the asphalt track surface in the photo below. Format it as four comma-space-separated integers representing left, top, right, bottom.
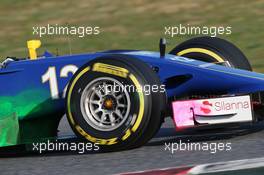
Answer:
1, 116, 264, 175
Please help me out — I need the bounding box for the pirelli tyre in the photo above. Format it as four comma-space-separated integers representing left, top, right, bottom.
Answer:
66, 55, 166, 151
169, 36, 252, 71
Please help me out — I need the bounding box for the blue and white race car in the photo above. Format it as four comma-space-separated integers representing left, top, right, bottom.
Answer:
0, 36, 263, 151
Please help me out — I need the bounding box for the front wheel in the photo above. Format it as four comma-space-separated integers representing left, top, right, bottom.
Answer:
169, 36, 252, 71
65, 55, 166, 151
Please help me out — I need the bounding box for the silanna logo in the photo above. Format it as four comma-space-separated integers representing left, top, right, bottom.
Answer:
200, 101, 212, 114
200, 100, 250, 113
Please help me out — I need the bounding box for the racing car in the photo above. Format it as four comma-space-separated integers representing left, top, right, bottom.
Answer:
0, 36, 264, 151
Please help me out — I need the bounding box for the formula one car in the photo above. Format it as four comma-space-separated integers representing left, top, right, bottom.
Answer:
0, 36, 264, 151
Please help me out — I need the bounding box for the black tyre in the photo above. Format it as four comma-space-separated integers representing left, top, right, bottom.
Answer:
66, 55, 166, 151
169, 36, 252, 71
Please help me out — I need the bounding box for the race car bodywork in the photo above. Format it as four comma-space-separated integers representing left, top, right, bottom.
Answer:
0, 38, 264, 148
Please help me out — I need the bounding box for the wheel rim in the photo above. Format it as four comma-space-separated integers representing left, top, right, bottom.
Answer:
80, 77, 131, 131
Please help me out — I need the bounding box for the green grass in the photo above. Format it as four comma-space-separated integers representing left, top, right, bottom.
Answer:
0, 0, 264, 72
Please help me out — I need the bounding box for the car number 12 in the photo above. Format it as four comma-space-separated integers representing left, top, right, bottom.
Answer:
42, 65, 78, 99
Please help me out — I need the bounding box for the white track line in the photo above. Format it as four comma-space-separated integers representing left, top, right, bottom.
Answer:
119, 157, 264, 175
189, 157, 264, 174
